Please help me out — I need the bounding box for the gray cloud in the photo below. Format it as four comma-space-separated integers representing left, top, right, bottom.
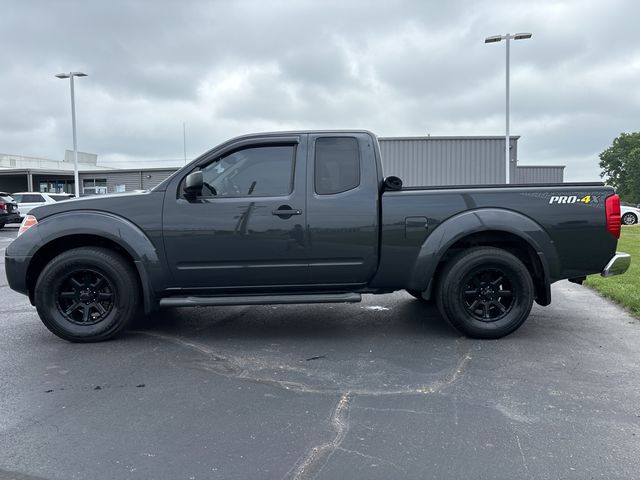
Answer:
1, 0, 639, 178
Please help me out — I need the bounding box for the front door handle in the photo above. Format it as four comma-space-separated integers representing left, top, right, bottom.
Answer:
272, 205, 302, 218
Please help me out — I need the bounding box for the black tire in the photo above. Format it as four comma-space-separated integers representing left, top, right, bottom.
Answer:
0, 222, 5, 230
406, 289, 432, 302
435, 247, 534, 339
34, 247, 140, 342
622, 212, 637, 225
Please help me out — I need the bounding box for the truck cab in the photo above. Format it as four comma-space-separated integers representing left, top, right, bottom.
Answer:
162, 132, 380, 291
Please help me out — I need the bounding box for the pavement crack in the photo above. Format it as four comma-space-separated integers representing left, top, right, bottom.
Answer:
417, 339, 473, 394
133, 331, 245, 376
352, 406, 432, 416
284, 392, 353, 480
132, 331, 476, 397
514, 432, 530, 475
132, 330, 332, 394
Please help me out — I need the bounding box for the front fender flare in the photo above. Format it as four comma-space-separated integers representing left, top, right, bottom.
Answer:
409, 208, 560, 304
16, 211, 163, 313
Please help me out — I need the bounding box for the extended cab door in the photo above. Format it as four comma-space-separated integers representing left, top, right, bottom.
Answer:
306, 133, 380, 286
162, 135, 310, 289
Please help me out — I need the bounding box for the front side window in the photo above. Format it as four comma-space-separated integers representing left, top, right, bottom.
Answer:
315, 137, 360, 195
198, 145, 295, 197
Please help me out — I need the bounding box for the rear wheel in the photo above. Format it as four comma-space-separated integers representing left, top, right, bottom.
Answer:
34, 247, 140, 342
622, 212, 637, 225
436, 247, 534, 339
0, 222, 5, 230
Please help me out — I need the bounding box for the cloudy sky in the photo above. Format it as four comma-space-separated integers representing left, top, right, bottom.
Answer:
1, 0, 639, 180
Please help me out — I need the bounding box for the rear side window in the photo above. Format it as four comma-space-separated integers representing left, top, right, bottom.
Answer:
18, 194, 44, 203
315, 137, 360, 195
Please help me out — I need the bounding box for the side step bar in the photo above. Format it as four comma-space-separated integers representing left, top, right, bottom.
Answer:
159, 292, 362, 308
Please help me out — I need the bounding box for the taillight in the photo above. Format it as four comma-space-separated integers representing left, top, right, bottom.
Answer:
18, 215, 38, 237
605, 194, 621, 239
0, 201, 6, 212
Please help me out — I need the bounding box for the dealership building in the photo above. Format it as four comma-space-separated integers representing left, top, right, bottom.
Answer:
0, 136, 564, 195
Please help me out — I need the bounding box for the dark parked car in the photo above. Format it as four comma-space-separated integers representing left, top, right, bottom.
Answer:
4, 131, 631, 342
0, 192, 20, 229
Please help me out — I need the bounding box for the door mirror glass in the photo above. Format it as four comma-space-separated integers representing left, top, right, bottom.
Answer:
184, 171, 203, 198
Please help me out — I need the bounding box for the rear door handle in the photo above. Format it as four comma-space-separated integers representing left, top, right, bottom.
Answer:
272, 205, 302, 218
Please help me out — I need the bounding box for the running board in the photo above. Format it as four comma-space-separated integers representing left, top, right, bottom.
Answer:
159, 292, 362, 307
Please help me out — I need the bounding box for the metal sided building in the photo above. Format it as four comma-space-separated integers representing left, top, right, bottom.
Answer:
515, 165, 565, 184
378, 136, 564, 186
78, 168, 178, 194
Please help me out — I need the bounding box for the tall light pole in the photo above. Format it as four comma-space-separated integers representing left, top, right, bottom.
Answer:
55, 72, 87, 197
485, 33, 532, 184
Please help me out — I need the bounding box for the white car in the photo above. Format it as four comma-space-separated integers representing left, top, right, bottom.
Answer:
621, 205, 640, 225
10, 192, 74, 218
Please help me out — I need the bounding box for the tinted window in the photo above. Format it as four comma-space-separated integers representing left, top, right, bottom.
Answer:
315, 137, 360, 195
16, 194, 44, 203
51, 195, 72, 202
199, 145, 295, 197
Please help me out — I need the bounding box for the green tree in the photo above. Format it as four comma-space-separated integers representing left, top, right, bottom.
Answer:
599, 132, 640, 204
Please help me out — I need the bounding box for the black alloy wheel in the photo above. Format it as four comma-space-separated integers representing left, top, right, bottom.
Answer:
435, 246, 534, 339
35, 246, 140, 342
56, 269, 115, 326
461, 268, 514, 322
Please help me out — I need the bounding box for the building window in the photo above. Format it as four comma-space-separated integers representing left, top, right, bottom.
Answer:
83, 179, 107, 188
38, 180, 74, 193
115, 184, 126, 193
83, 178, 108, 195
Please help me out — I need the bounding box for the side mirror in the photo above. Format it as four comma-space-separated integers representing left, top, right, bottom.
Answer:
184, 171, 203, 198
383, 176, 403, 191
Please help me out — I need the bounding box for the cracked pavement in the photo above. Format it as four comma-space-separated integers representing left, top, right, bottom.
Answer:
1, 226, 640, 479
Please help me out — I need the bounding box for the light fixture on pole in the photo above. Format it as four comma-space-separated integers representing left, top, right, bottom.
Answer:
55, 72, 88, 197
484, 33, 532, 184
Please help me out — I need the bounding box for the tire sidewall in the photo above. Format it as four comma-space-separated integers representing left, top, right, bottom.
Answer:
440, 250, 534, 338
35, 249, 137, 341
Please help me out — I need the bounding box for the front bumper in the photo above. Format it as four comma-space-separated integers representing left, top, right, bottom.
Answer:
601, 252, 631, 277
4, 254, 31, 296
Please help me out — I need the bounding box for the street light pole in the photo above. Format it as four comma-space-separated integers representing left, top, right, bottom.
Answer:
55, 72, 87, 197
485, 33, 532, 184
505, 35, 510, 184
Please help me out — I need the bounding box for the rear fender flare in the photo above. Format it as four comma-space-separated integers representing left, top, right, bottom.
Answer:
409, 209, 560, 303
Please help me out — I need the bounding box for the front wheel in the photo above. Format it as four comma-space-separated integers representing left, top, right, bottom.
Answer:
622, 212, 638, 225
436, 247, 534, 339
34, 247, 140, 342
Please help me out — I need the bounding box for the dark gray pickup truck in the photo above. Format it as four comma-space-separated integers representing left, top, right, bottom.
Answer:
5, 131, 630, 342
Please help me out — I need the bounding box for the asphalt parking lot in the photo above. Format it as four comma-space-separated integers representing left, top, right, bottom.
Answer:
1, 225, 639, 480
